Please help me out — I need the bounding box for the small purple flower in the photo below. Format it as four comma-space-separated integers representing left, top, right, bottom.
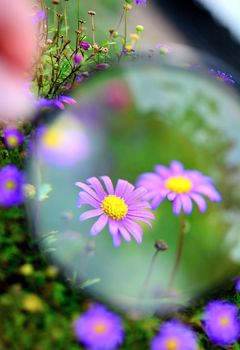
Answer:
210, 69, 235, 84
74, 304, 124, 350
3, 128, 24, 148
0, 165, 24, 207
151, 320, 197, 350
80, 41, 91, 50
74, 53, 83, 66
137, 161, 221, 215
136, 0, 147, 5
96, 63, 110, 71
36, 95, 77, 110
203, 300, 240, 346
76, 176, 155, 247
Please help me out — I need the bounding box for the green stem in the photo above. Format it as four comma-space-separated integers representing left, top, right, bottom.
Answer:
140, 250, 160, 298
123, 8, 128, 49
64, 0, 68, 41
77, 0, 80, 29
167, 213, 187, 292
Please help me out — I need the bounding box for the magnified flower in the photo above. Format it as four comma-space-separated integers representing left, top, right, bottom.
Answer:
203, 300, 240, 346
0, 165, 24, 207
76, 176, 154, 247
209, 69, 235, 84
3, 128, 24, 148
74, 304, 124, 350
36, 118, 90, 166
151, 320, 197, 350
137, 161, 221, 214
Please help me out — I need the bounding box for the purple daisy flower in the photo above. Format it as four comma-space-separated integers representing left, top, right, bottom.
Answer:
76, 176, 155, 247
151, 320, 197, 350
3, 128, 24, 148
74, 304, 124, 350
209, 69, 235, 84
137, 161, 221, 215
0, 165, 24, 207
203, 300, 240, 346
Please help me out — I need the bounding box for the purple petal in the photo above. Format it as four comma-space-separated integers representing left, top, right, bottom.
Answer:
53, 100, 65, 109
58, 95, 77, 105
124, 186, 147, 204
100, 176, 114, 195
154, 165, 171, 178
123, 219, 143, 243
167, 192, 177, 201
80, 208, 103, 221
180, 194, 193, 214
194, 185, 222, 202
118, 223, 131, 242
151, 195, 165, 210
170, 160, 184, 173
77, 192, 100, 208
112, 232, 122, 247
172, 196, 182, 215
127, 209, 155, 220
129, 202, 151, 209
90, 214, 108, 236
109, 219, 119, 236
126, 215, 152, 227
190, 193, 207, 213
115, 179, 134, 197
75, 182, 100, 201
87, 177, 107, 199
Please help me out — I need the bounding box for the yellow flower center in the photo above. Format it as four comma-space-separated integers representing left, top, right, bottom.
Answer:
42, 129, 61, 148
165, 338, 179, 350
165, 176, 192, 194
5, 180, 16, 190
101, 195, 128, 221
7, 136, 18, 146
219, 316, 229, 327
94, 323, 107, 334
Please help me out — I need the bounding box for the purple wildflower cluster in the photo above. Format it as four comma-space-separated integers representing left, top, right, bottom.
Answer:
136, 0, 147, 5
0, 165, 24, 207
74, 304, 124, 350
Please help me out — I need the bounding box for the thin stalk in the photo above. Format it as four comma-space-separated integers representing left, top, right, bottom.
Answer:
91, 15, 95, 44
77, 0, 80, 29
140, 240, 168, 298
64, 1, 68, 41
123, 8, 128, 49
167, 213, 187, 292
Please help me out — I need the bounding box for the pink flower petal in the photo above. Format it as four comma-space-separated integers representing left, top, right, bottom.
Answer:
100, 176, 114, 195
80, 208, 103, 221
90, 214, 108, 236
87, 177, 107, 199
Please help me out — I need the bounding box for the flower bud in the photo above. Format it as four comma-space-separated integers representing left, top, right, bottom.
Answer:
136, 25, 144, 33
74, 53, 83, 66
